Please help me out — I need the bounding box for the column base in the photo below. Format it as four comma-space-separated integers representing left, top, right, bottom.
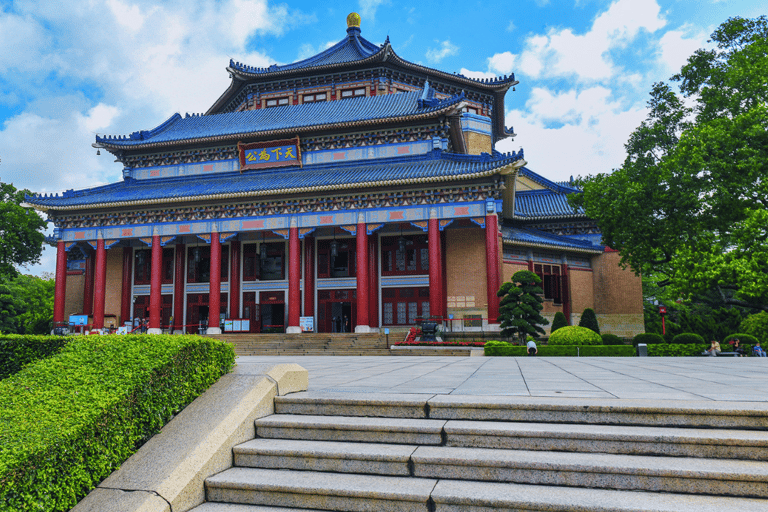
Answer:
206, 327, 222, 335
354, 325, 371, 333
286, 326, 302, 334
147, 328, 162, 335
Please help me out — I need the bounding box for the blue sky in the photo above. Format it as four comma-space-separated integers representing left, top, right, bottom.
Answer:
1, 0, 764, 274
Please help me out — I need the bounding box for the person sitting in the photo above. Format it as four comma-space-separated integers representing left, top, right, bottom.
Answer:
731, 338, 747, 357
703, 340, 721, 356
753, 341, 766, 357
527, 339, 538, 356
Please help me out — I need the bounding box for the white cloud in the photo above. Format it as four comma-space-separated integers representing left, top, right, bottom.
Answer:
426, 40, 459, 63
506, 20, 516, 32
657, 25, 708, 74
358, 0, 390, 21
488, 51, 516, 75
459, 68, 496, 80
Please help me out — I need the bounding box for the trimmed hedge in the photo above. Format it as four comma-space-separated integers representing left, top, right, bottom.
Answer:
484, 342, 634, 357
723, 333, 759, 346
601, 334, 625, 346
548, 326, 602, 346
671, 333, 705, 344
648, 344, 708, 357
0, 334, 235, 512
0, 335, 74, 380
550, 312, 568, 333
633, 333, 665, 346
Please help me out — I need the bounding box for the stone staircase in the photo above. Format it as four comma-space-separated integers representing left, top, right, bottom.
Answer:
189, 393, 768, 511
206, 333, 474, 356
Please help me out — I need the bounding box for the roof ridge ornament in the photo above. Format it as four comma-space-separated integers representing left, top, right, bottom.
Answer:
347, 12, 361, 28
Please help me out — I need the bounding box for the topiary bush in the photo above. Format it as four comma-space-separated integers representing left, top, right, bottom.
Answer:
550, 312, 568, 333
671, 333, 705, 344
601, 334, 625, 345
724, 333, 759, 346
633, 333, 665, 347
548, 326, 602, 346
0, 334, 74, 380
0, 334, 235, 512
578, 308, 600, 334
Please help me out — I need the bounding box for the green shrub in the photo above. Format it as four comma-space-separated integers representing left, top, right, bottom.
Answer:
548, 326, 602, 346
723, 333, 759, 346
484, 344, 634, 357
601, 334, 625, 345
740, 311, 768, 343
578, 308, 600, 334
0, 334, 235, 512
0, 335, 74, 380
671, 333, 705, 345
648, 344, 708, 357
633, 333, 665, 346
550, 312, 568, 333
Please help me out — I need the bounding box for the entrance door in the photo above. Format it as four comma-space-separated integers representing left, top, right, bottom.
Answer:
259, 291, 285, 333
186, 293, 227, 333
317, 289, 356, 333
243, 292, 260, 333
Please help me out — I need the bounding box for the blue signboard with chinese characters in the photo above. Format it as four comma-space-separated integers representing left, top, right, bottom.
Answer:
238, 137, 302, 172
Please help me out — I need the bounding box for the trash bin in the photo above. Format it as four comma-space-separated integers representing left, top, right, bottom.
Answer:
637, 343, 647, 357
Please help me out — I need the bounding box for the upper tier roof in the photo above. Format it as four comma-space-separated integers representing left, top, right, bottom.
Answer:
514, 167, 585, 220
502, 226, 601, 253
26, 150, 524, 211
95, 88, 464, 150
226, 25, 517, 90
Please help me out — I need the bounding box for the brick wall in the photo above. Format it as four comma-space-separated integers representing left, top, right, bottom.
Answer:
64, 274, 85, 319
464, 131, 492, 155
105, 248, 124, 325
446, 227, 487, 317
568, 268, 595, 321
592, 252, 643, 315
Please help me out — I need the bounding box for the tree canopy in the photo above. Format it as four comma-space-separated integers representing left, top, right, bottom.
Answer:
0, 273, 55, 334
0, 182, 47, 278
571, 16, 768, 311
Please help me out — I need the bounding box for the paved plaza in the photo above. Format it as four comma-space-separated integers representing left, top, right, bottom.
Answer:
236, 356, 768, 402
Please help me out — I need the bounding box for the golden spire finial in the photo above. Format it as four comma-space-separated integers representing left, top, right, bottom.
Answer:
347, 12, 361, 28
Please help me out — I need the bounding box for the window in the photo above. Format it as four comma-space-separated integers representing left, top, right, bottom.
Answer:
317, 239, 355, 278
534, 263, 563, 304
260, 242, 285, 281
340, 87, 366, 98
186, 246, 229, 283
303, 92, 327, 103
381, 287, 431, 325
381, 235, 429, 276
463, 106, 480, 115
133, 248, 174, 285
265, 97, 289, 108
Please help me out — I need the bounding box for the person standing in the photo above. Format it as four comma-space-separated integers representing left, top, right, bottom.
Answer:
527, 339, 538, 356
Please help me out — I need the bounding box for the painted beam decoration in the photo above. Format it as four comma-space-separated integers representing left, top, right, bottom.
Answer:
238, 137, 302, 172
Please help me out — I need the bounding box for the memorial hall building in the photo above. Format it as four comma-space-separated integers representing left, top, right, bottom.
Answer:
28, 14, 643, 337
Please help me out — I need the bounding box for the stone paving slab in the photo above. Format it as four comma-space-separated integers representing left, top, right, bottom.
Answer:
236, 356, 768, 402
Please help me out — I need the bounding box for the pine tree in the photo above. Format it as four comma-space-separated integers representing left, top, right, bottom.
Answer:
497, 270, 549, 343
550, 311, 568, 333
579, 307, 600, 334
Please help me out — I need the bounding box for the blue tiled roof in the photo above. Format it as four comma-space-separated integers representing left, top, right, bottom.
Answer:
515, 189, 585, 219
230, 27, 382, 75
96, 89, 463, 148
519, 167, 580, 194
27, 150, 524, 209
502, 226, 601, 253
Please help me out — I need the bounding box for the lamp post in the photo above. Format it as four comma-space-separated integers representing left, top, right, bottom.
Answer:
659, 306, 667, 335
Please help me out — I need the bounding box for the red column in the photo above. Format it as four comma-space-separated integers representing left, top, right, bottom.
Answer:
485, 213, 501, 323
53, 240, 68, 329
208, 232, 222, 334
368, 235, 379, 328
561, 263, 571, 325
287, 226, 301, 332
303, 236, 315, 319
355, 221, 369, 331
173, 244, 185, 333
120, 247, 132, 326
230, 240, 241, 320
148, 235, 162, 333
93, 238, 107, 330
428, 218, 441, 320
83, 251, 94, 315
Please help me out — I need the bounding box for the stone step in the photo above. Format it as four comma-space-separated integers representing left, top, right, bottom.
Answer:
191, 505, 325, 512
430, 479, 768, 512
275, 393, 429, 418
413, 445, 768, 497
204, 468, 768, 512
233, 439, 768, 497
444, 419, 768, 460
234, 439, 415, 476
255, 414, 445, 445
275, 393, 768, 429
205, 468, 436, 512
